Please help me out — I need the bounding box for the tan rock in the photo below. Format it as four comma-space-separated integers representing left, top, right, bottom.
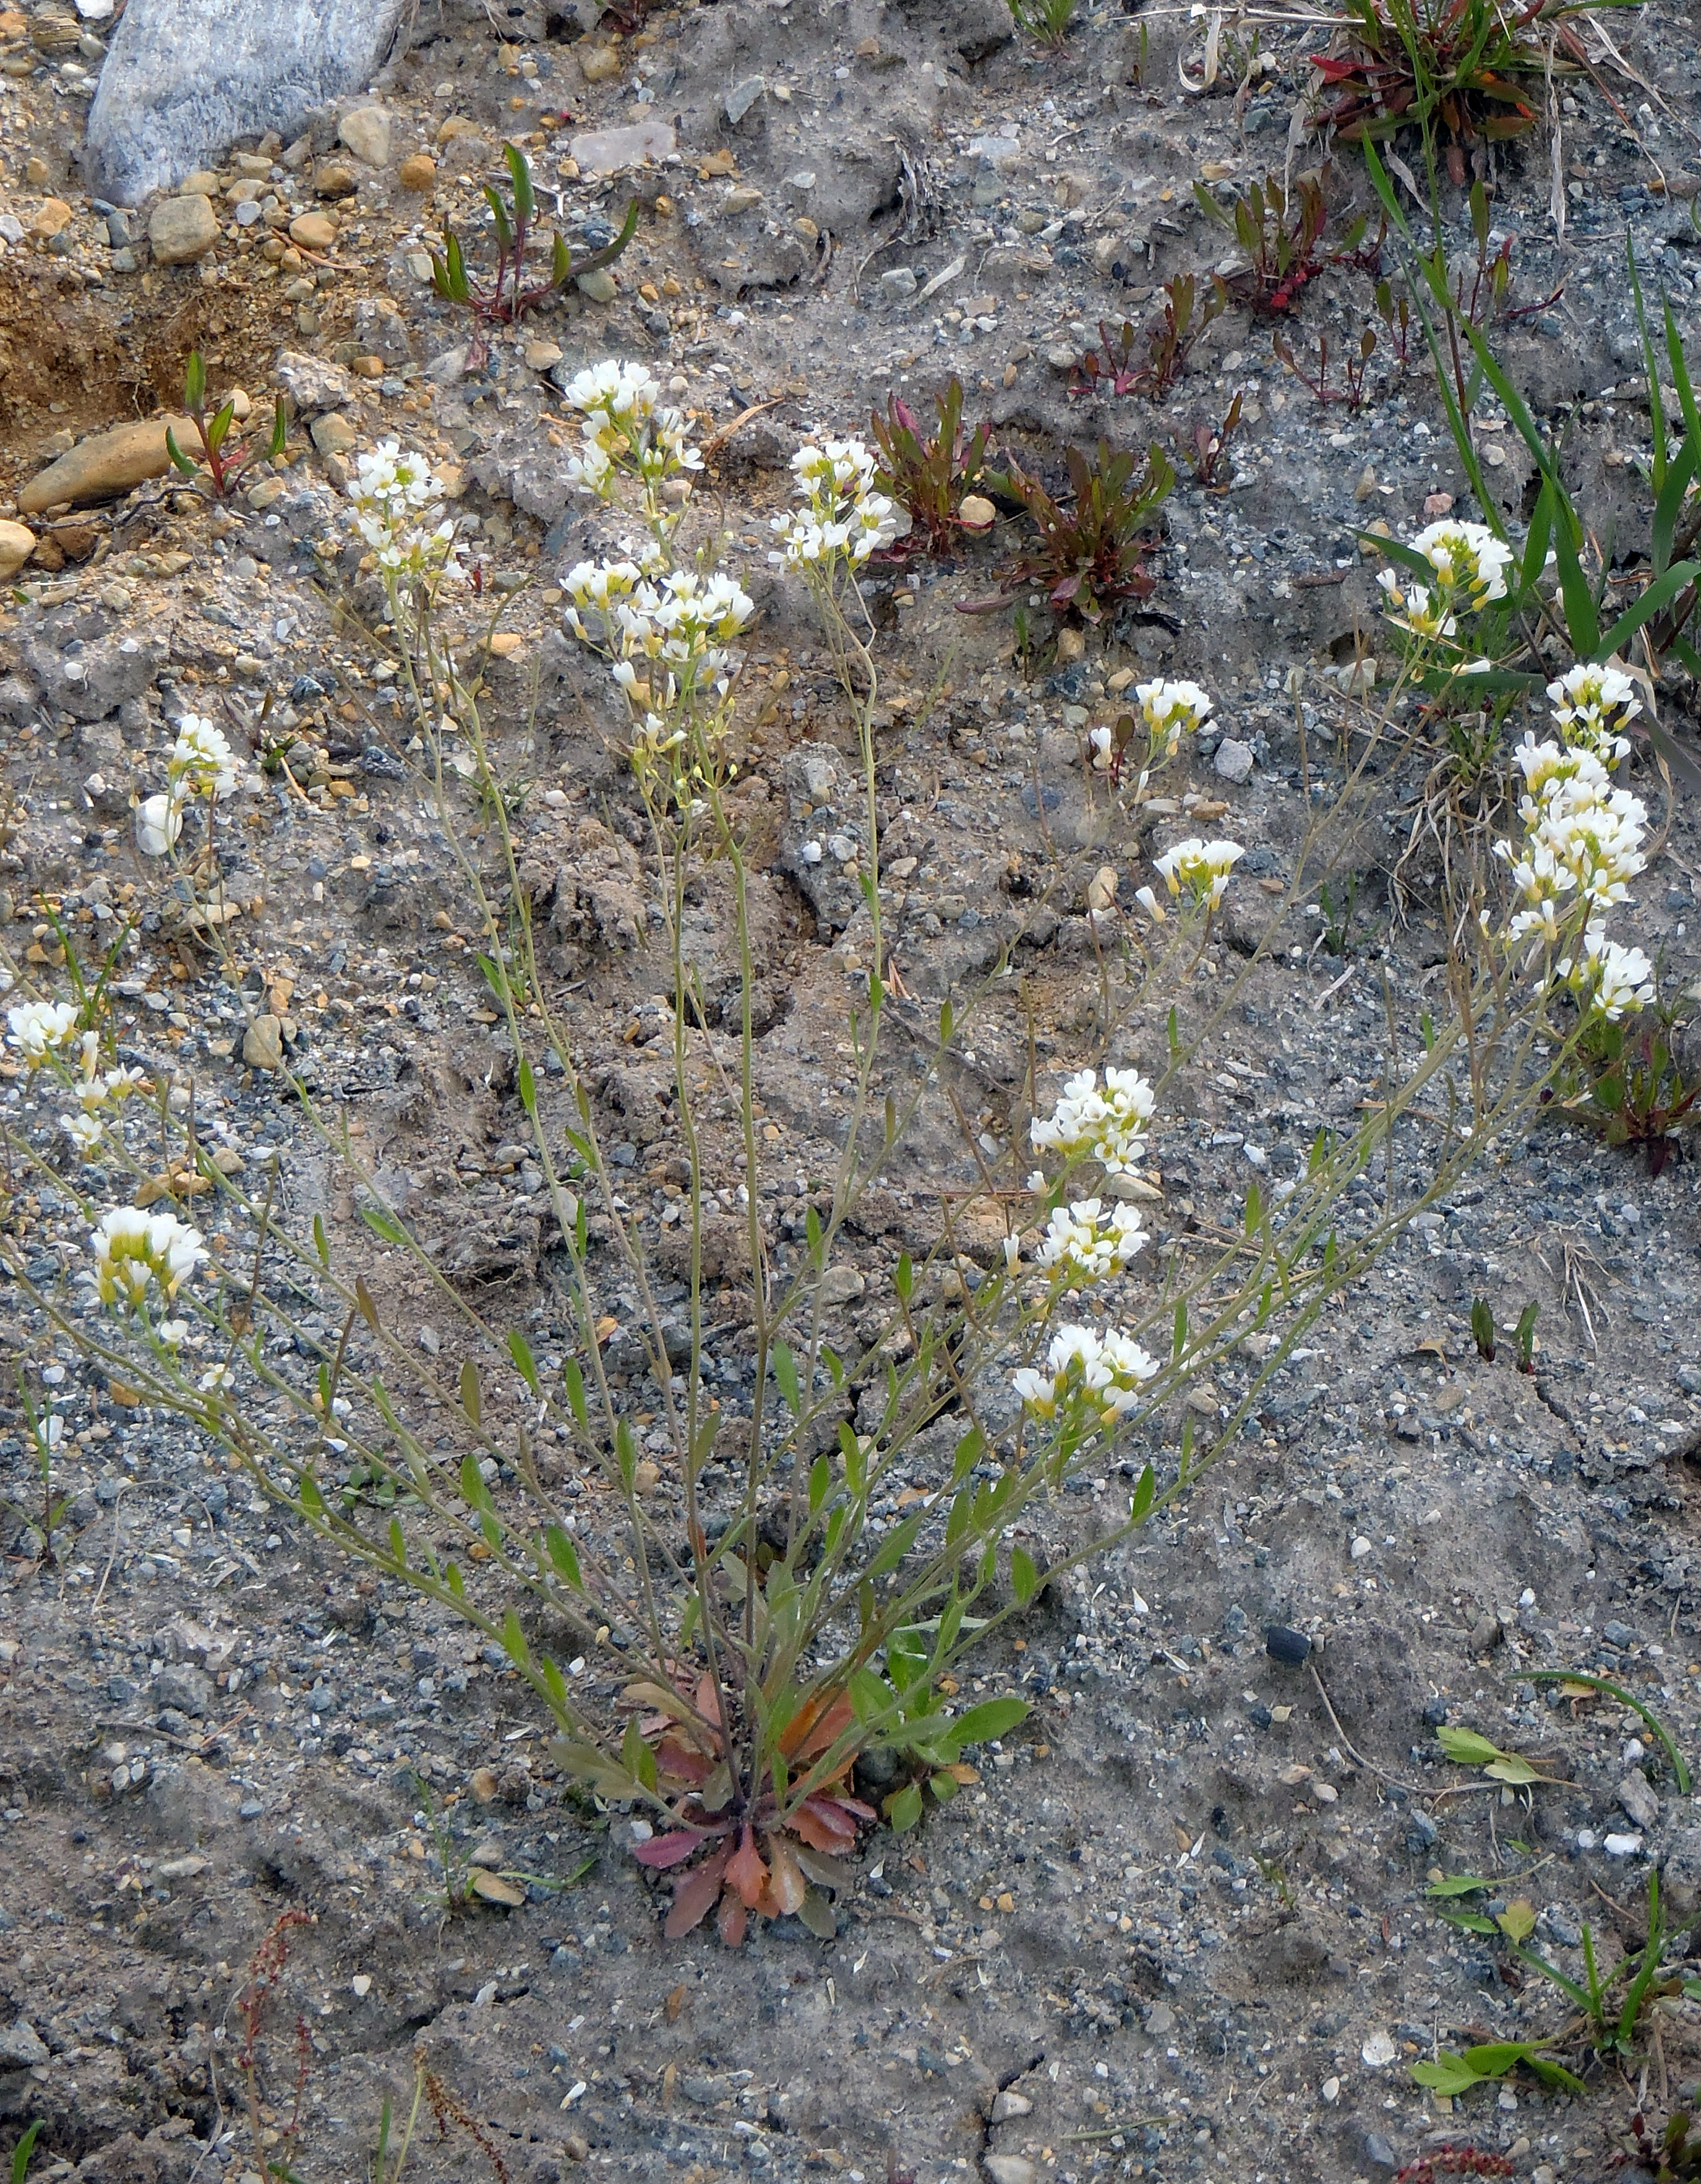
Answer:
148, 194, 220, 265
0, 519, 36, 579
31, 197, 72, 240
19, 417, 195, 514
233, 153, 273, 179
958, 493, 995, 530
311, 412, 358, 457
577, 43, 620, 82
314, 162, 358, 200
181, 170, 222, 196
398, 153, 436, 192
24, 153, 48, 185
242, 1014, 284, 1072
436, 114, 478, 144
338, 105, 391, 167
523, 339, 562, 372
288, 211, 336, 252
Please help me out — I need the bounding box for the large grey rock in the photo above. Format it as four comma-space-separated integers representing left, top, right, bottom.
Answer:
84, 0, 412, 206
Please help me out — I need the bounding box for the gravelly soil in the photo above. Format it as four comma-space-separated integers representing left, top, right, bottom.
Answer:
4, 4, 1701, 2184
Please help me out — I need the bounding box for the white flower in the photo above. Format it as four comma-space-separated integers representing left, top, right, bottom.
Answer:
1133, 679, 1212, 760
560, 362, 702, 497
1012, 1365, 1057, 1417
61, 1111, 105, 1156
1548, 661, 1640, 762
1034, 1196, 1148, 1283
1376, 566, 1459, 642
348, 442, 463, 582
135, 791, 184, 857
199, 1362, 233, 1394
1087, 724, 1116, 772
90, 1206, 208, 1312
169, 715, 239, 801
1152, 836, 1244, 908
1133, 884, 1164, 922
1001, 1234, 1020, 1271
7, 999, 80, 1062
1410, 518, 1512, 609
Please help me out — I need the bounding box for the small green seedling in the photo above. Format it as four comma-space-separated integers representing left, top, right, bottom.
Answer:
1512, 1301, 1538, 1374
12, 2122, 43, 2184
1412, 2040, 1583, 2100
1513, 1870, 1671, 2061
1469, 1296, 1496, 1362
1008, 0, 1076, 46
1436, 1724, 1560, 1786
432, 145, 638, 325
166, 351, 288, 500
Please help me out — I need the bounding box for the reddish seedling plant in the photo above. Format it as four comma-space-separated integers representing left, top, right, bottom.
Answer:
1394, 2151, 1514, 2183
975, 439, 1176, 625
868, 376, 995, 554
1178, 390, 1245, 488
431, 144, 638, 327
1309, 0, 1597, 181
1070, 275, 1227, 400
166, 351, 288, 502
234, 1909, 315, 2182
1194, 170, 1379, 316
628, 1674, 874, 1945
1273, 324, 1379, 411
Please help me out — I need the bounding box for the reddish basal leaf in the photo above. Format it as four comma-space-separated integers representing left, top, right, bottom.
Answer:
717, 1886, 748, 1947
764, 1835, 807, 1917
664, 1846, 729, 1940
726, 1823, 769, 1910
633, 1829, 709, 1870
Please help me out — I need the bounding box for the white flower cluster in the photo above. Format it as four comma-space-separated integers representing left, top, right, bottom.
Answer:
89, 1206, 207, 1313
1033, 1197, 1148, 1284
1547, 661, 1640, 765
347, 440, 463, 580
168, 716, 239, 801
1013, 1324, 1160, 1423
565, 562, 754, 687
1410, 518, 1513, 611
1554, 926, 1655, 1023
560, 360, 701, 499
1499, 743, 1648, 943
135, 715, 244, 858
1134, 678, 1213, 759
1147, 836, 1243, 912
1498, 718, 1655, 1021
769, 439, 897, 570
6, 999, 80, 1062
1029, 1067, 1154, 1177
59, 1031, 149, 1158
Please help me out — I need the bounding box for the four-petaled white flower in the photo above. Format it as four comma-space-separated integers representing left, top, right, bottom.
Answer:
1133, 678, 1213, 760
1556, 927, 1655, 1023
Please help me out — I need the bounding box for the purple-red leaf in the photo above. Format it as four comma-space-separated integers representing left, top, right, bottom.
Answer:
633, 1829, 709, 1870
